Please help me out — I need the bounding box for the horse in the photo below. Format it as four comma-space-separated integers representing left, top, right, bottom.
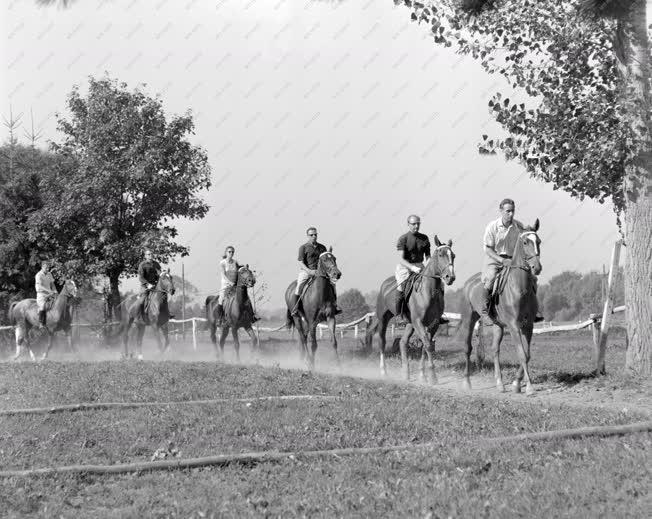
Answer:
9, 279, 78, 361
205, 265, 259, 362
284, 248, 342, 370
364, 236, 456, 382
120, 270, 175, 360
459, 219, 542, 395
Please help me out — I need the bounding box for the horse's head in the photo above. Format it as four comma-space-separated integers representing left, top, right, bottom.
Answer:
159, 269, 176, 295
519, 219, 542, 275
62, 279, 78, 298
318, 247, 342, 283
237, 264, 256, 288
427, 235, 456, 286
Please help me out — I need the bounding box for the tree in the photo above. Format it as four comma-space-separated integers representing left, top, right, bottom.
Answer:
31, 76, 212, 319
398, 0, 651, 375
0, 143, 64, 317
338, 288, 370, 322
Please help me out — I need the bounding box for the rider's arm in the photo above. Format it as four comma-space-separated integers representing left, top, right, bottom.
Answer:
397, 251, 420, 272
485, 245, 510, 265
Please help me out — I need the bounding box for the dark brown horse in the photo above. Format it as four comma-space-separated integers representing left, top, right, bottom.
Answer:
284, 248, 342, 370
205, 265, 258, 362
365, 237, 456, 382
9, 279, 78, 361
460, 220, 542, 395
120, 270, 175, 360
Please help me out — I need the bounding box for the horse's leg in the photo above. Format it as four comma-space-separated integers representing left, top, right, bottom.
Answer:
209, 321, 218, 354
243, 326, 259, 362
399, 323, 414, 381
509, 325, 534, 395
40, 333, 54, 361
306, 324, 318, 371
462, 310, 480, 391
136, 325, 146, 360
294, 317, 308, 363
417, 323, 437, 385
160, 323, 170, 354
522, 324, 535, 395
218, 326, 229, 361
378, 314, 390, 377
492, 325, 505, 392
122, 317, 134, 358
326, 316, 339, 368
476, 322, 486, 371
13, 326, 23, 361
231, 327, 241, 363
66, 328, 76, 354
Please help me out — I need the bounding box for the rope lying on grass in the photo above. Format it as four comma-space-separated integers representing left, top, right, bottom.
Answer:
0, 394, 340, 417
1, 420, 650, 478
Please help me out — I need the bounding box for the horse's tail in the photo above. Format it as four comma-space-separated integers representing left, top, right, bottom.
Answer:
8, 301, 18, 325
285, 308, 294, 331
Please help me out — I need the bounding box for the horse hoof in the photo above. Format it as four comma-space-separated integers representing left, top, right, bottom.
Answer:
512, 381, 521, 393
525, 385, 535, 396
461, 379, 472, 391
137, 354, 144, 361
380, 369, 387, 377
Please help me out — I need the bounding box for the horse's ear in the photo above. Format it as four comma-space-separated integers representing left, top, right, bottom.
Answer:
447, 239, 452, 247
328, 246, 333, 253
434, 235, 441, 247
166, 268, 171, 274
533, 218, 540, 232
246, 263, 249, 269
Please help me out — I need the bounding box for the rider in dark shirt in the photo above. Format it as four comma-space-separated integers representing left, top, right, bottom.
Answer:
137, 249, 161, 318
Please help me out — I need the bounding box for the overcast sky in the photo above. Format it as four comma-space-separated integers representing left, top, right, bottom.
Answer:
1, 0, 622, 310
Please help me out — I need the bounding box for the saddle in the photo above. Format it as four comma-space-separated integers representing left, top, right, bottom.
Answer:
396, 272, 426, 319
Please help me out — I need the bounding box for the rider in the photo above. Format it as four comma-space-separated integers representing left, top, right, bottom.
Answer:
216, 246, 239, 325
137, 248, 161, 320
395, 215, 447, 323
289, 227, 342, 317
481, 198, 544, 323
35, 259, 57, 327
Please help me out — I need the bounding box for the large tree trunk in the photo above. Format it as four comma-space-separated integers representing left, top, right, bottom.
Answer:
618, 0, 652, 376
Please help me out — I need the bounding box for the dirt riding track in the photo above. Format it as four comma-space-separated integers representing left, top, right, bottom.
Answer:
0, 330, 650, 517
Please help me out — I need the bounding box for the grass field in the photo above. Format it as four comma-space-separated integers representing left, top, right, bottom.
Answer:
0, 329, 650, 518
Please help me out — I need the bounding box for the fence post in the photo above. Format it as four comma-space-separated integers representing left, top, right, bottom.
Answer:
354, 324, 359, 338
390, 324, 395, 338
319, 327, 323, 339
596, 239, 622, 375
192, 318, 197, 352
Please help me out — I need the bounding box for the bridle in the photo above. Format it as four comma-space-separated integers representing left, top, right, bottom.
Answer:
236, 266, 256, 288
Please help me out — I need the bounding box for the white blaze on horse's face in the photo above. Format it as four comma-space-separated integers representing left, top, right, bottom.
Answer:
524, 232, 540, 256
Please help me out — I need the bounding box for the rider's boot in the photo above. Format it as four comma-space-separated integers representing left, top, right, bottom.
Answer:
289, 294, 301, 317
534, 312, 545, 323
38, 309, 47, 327
480, 286, 494, 325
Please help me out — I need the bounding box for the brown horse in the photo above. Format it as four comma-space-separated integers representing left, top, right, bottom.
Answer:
460, 219, 542, 395
9, 279, 78, 361
120, 270, 175, 360
205, 265, 258, 362
365, 237, 456, 382
284, 249, 342, 370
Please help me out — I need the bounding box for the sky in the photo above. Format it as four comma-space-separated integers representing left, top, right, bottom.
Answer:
1, 0, 623, 311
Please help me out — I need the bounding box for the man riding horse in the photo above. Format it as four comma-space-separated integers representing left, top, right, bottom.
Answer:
215, 245, 259, 326
137, 249, 161, 322
395, 215, 448, 324
35, 259, 57, 327
480, 199, 544, 324
289, 227, 342, 317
